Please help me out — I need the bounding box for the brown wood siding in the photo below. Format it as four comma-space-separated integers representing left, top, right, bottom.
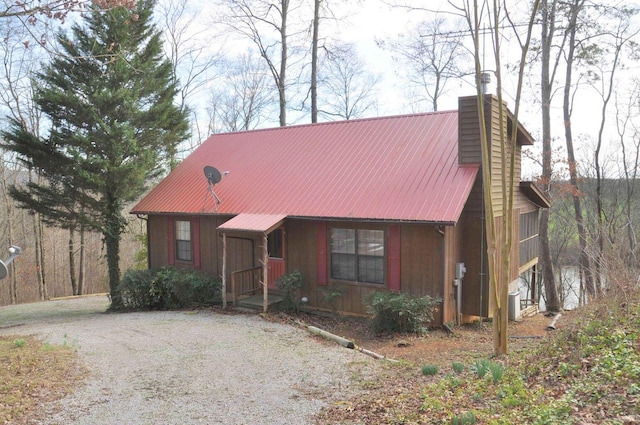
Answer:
515, 145, 522, 182
510, 211, 520, 282
146, 214, 254, 285
458, 96, 484, 165
465, 175, 484, 218
489, 98, 508, 217
148, 215, 168, 269
286, 219, 446, 320
442, 225, 457, 324
459, 95, 522, 220
459, 215, 490, 317
400, 224, 444, 299
286, 219, 319, 305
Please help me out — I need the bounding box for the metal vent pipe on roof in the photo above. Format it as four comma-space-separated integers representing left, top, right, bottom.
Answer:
480, 72, 491, 95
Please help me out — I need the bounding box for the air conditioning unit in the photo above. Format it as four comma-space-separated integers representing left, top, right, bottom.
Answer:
508, 291, 521, 321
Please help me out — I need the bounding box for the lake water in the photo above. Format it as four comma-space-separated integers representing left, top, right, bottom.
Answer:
519, 266, 581, 312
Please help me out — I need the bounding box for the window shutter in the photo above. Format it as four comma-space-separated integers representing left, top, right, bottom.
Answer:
167, 217, 175, 266
388, 225, 401, 291
192, 217, 201, 269
316, 222, 327, 285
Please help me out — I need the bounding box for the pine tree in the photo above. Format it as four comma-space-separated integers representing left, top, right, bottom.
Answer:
2, 0, 189, 309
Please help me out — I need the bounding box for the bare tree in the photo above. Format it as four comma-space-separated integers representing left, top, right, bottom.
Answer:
615, 82, 640, 265
207, 53, 274, 133
561, 0, 597, 298
382, 16, 471, 112
583, 5, 640, 293
0, 15, 49, 300
216, 0, 304, 127
317, 43, 380, 120
457, 0, 540, 355
310, 0, 321, 122
537, 0, 564, 312
158, 0, 221, 156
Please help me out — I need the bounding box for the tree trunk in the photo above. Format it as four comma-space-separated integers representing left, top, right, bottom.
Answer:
0, 157, 17, 304
78, 225, 85, 295
310, 0, 320, 123
37, 209, 47, 299
563, 0, 595, 299
539, 0, 561, 312
105, 195, 123, 310
278, 0, 289, 127
69, 226, 78, 296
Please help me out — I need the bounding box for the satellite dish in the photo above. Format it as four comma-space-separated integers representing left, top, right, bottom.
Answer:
203, 166, 222, 184
0, 261, 7, 280
202, 165, 225, 207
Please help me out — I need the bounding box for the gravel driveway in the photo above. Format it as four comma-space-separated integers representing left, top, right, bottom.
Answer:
0, 296, 379, 424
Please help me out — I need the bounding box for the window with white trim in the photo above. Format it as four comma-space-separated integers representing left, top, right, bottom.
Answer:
175, 220, 192, 262
330, 228, 384, 284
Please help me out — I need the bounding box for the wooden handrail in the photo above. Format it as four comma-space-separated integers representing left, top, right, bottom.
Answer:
231, 266, 263, 305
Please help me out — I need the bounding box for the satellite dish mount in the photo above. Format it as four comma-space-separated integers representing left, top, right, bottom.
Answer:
0, 246, 22, 280
203, 166, 226, 208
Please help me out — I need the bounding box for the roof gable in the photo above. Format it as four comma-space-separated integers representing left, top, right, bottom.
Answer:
131, 111, 479, 224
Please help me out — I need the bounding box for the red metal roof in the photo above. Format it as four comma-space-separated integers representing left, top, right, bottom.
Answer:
131, 111, 479, 224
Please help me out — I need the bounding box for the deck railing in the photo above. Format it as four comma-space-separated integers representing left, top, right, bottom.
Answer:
231, 266, 263, 305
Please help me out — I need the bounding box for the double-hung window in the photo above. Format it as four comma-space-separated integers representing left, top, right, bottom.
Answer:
330, 228, 384, 284
175, 220, 192, 262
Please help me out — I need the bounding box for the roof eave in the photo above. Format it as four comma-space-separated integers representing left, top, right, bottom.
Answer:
520, 181, 552, 208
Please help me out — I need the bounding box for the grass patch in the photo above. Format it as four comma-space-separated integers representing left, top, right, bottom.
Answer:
0, 335, 85, 423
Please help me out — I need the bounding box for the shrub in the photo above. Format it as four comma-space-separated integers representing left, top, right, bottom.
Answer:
365, 291, 442, 334
275, 270, 305, 312
421, 364, 439, 376
118, 267, 221, 311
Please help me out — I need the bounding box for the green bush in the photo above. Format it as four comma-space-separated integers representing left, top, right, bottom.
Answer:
117, 267, 221, 311
365, 291, 442, 334
275, 270, 305, 312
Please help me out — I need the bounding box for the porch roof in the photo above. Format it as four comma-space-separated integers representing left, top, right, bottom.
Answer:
216, 213, 286, 233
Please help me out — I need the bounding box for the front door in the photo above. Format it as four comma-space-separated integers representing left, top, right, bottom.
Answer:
267, 227, 285, 289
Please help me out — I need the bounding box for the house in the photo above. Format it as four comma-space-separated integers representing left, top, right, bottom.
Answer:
130, 95, 550, 325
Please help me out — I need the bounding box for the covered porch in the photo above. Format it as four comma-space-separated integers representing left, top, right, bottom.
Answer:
217, 213, 287, 312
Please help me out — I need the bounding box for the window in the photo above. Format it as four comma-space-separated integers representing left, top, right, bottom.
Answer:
268, 228, 283, 258
330, 228, 384, 284
175, 220, 192, 262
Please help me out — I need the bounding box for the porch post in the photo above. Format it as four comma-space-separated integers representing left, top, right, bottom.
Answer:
262, 233, 268, 313
222, 232, 227, 308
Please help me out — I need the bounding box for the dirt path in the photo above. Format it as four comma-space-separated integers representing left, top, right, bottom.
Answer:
0, 296, 379, 424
